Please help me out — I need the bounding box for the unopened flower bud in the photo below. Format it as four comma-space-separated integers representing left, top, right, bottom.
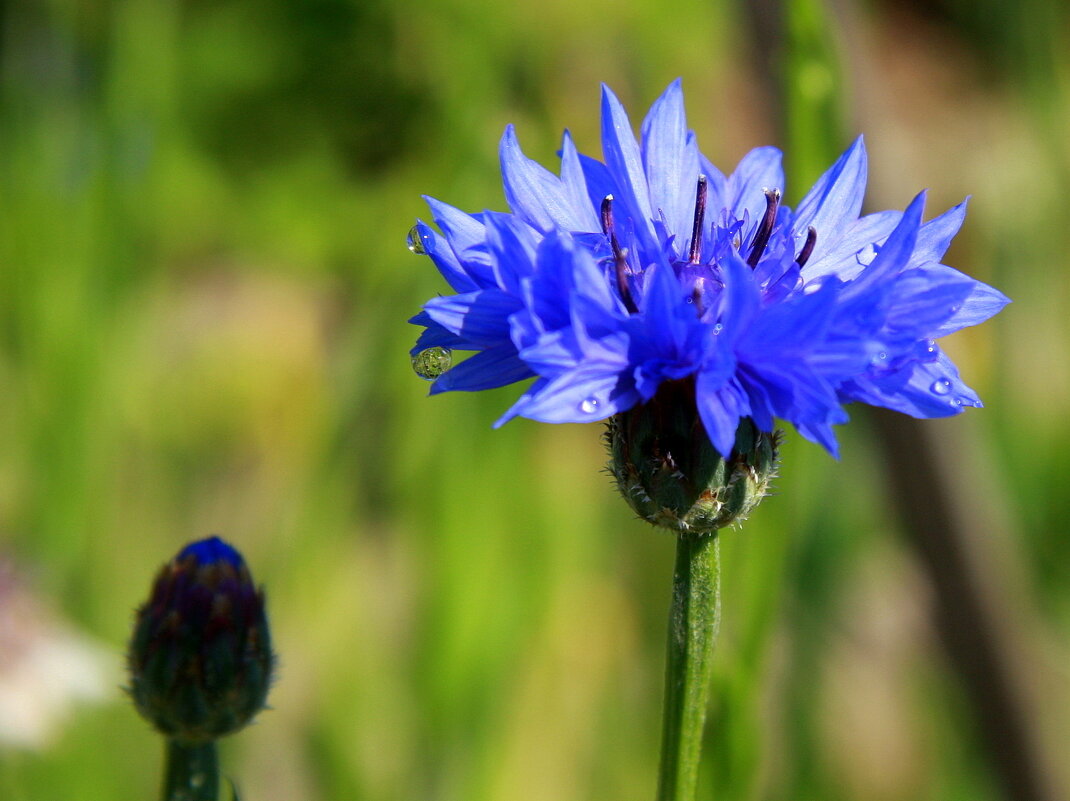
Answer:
607, 380, 779, 533
128, 537, 274, 743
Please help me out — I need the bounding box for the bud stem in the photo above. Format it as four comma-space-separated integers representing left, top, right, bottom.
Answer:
656, 533, 721, 801
162, 738, 220, 801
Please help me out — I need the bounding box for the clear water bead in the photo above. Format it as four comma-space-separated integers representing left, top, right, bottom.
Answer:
930, 378, 952, 396
580, 397, 600, 414
411, 347, 452, 381
406, 225, 427, 255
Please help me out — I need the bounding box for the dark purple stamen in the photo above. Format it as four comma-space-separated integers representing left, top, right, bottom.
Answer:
795, 226, 817, 268
601, 195, 639, 314
689, 176, 707, 265
615, 247, 639, 314
747, 188, 781, 268
600, 194, 615, 238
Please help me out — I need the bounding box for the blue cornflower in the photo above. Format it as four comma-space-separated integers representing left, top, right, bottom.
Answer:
410, 80, 1008, 460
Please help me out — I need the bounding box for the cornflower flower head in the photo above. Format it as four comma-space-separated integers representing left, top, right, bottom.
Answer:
409, 81, 1008, 528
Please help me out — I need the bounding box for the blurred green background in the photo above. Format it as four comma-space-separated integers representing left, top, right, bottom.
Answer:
0, 0, 1067, 799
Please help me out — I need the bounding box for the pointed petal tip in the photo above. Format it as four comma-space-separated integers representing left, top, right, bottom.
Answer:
499, 124, 520, 156
661, 77, 683, 97
903, 189, 928, 223
427, 376, 450, 395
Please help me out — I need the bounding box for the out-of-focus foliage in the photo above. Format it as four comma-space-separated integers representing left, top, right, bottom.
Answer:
0, 1, 1066, 800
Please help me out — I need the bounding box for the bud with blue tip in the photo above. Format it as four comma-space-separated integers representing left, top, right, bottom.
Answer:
128, 536, 274, 744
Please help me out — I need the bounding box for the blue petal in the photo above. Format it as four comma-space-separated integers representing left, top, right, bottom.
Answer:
640, 79, 699, 246
801, 209, 900, 281
794, 418, 842, 458
739, 280, 837, 358
423, 197, 496, 287
559, 131, 602, 231
482, 212, 538, 294
520, 323, 630, 375
600, 85, 656, 246
638, 258, 691, 353
715, 250, 761, 347
577, 152, 617, 215
500, 126, 592, 233
931, 274, 1011, 337
844, 191, 926, 297
883, 264, 980, 338
698, 153, 727, 214
911, 199, 967, 266
695, 374, 749, 457
424, 289, 520, 346
409, 314, 470, 355
517, 237, 579, 334
501, 369, 637, 424
792, 136, 867, 266
430, 345, 533, 394
413, 220, 479, 293
840, 352, 981, 418
725, 147, 784, 225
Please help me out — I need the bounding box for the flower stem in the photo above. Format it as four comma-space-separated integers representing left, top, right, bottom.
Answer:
656, 533, 721, 801
162, 738, 219, 801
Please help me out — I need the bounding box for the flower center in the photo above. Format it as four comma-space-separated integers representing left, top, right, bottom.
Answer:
599, 180, 820, 316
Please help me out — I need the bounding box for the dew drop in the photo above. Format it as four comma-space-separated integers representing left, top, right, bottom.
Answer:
803, 280, 823, 295
407, 224, 427, 255
711, 323, 724, 336
930, 378, 952, 396
580, 397, 600, 414
856, 244, 878, 266
919, 339, 938, 360
411, 347, 452, 381
871, 350, 888, 367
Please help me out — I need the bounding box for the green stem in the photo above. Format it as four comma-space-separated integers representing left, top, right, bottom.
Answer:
656, 533, 721, 801
162, 738, 219, 801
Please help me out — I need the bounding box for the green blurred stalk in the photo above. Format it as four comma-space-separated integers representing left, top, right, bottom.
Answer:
656, 534, 721, 801
162, 739, 219, 801
781, 0, 846, 194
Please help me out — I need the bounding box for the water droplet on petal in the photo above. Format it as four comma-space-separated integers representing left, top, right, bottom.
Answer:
407, 224, 427, 255
711, 323, 724, 335
411, 347, 452, 380
918, 339, 938, 360
871, 351, 888, 367
930, 378, 952, 396
856, 244, 878, 266
803, 280, 823, 295
580, 397, 600, 414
